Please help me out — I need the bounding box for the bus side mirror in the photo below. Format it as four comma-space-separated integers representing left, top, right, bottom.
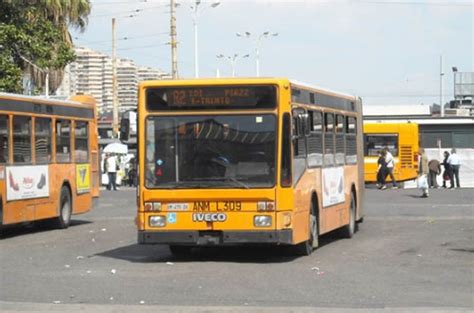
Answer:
120, 117, 130, 142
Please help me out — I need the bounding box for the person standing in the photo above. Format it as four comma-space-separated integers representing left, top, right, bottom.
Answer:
376, 150, 388, 190
384, 147, 398, 189
103, 153, 110, 190
106, 153, 118, 191
127, 156, 137, 187
428, 158, 441, 188
447, 148, 461, 188
419, 149, 429, 198
441, 151, 452, 188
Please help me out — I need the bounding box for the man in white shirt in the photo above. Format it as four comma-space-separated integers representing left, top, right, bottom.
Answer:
106, 153, 118, 191
447, 148, 461, 188
384, 147, 398, 189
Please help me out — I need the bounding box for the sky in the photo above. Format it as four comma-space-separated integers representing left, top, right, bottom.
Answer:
72, 0, 473, 106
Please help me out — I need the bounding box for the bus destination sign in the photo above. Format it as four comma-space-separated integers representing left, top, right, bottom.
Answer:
146, 85, 276, 110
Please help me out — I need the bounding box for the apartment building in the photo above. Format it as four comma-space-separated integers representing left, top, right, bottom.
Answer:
57, 46, 168, 113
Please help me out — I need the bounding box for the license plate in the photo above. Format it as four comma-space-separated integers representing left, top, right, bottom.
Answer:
192, 201, 242, 212
167, 203, 189, 211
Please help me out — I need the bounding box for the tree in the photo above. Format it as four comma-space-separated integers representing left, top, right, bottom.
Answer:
0, 0, 91, 94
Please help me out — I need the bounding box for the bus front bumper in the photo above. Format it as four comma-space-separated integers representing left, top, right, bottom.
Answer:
138, 230, 293, 245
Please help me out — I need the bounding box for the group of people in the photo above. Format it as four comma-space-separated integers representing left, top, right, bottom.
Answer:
103, 153, 137, 191
375, 147, 399, 190
426, 149, 462, 189
376, 147, 462, 198
418, 148, 461, 198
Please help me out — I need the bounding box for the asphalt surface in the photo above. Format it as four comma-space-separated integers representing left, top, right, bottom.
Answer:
0, 187, 473, 312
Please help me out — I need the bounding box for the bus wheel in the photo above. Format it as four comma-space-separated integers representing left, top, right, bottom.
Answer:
294, 203, 318, 256
340, 192, 356, 238
54, 186, 72, 229
169, 245, 192, 257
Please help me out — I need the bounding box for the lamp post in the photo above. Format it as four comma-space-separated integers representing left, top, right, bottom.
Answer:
236, 31, 278, 76
191, 0, 220, 78
216, 53, 249, 77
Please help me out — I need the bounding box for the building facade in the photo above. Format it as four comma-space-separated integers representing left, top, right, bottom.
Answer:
57, 46, 169, 113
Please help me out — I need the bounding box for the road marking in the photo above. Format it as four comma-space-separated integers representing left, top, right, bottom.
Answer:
0, 302, 470, 313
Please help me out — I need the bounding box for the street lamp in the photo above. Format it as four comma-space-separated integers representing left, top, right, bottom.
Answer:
191, 0, 220, 78
216, 53, 249, 77
236, 31, 278, 76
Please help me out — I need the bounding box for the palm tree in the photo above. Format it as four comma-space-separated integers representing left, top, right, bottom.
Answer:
25, 0, 92, 93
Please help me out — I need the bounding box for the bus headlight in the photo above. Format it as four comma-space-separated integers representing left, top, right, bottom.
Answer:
149, 216, 166, 227
254, 215, 272, 227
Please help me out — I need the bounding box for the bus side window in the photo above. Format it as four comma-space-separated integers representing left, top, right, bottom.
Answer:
323, 113, 334, 166
75, 121, 89, 163
0, 115, 8, 164
35, 118, 52, 164
292, 109, 306, 158
280, 113, 292, 187
345, 116, 357, 164
13, 116, 32, 164
335, 114, 345, 165
56, 120, 71, 163
307, 110, 323, 167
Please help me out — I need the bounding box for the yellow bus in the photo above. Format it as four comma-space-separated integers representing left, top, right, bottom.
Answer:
0, 93, 100, 228
363, 122, 419, 183
129, 78, 364, 256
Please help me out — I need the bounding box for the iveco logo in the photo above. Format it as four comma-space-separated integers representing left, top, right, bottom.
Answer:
192, 213, 227, 222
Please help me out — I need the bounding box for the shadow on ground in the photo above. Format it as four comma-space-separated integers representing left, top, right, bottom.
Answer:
95, 228, 347, 264
0, 219, 92, 239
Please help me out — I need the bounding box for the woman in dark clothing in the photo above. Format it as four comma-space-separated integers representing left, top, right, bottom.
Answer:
376, 150, 388, 189
441, 151, 452, 188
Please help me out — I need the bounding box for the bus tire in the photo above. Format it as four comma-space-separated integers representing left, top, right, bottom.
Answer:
340, 192, 356, 238
54, 186, 72, 229
293, 202, 318, 256
169, 245, 192, 257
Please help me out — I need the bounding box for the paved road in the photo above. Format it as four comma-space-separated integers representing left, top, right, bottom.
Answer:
0, 187, 473, 312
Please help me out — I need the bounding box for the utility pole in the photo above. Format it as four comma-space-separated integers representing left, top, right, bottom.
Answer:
440, 55, 444, 118
112, 17, 119, 137
170, 0, 178, 79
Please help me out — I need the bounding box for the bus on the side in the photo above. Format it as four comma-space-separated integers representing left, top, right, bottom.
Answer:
0, 93, 100, 228
129, 78, 364, 256
363, 122, 419, 183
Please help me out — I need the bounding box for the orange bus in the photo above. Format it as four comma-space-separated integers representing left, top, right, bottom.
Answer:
363, 122, 419, 183
128, 78, 364, 256
0, 93, 100, 228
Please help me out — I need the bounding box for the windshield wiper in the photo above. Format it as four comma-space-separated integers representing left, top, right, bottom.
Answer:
224, 176, 249, 189
187, 177, 249, 189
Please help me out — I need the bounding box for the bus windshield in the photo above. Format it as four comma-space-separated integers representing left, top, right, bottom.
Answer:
145, 114, 276, 189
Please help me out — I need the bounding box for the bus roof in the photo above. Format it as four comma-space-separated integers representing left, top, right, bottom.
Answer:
139, 77, 358, 101
289, 79, 357, 101
0, 92, 95, 109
